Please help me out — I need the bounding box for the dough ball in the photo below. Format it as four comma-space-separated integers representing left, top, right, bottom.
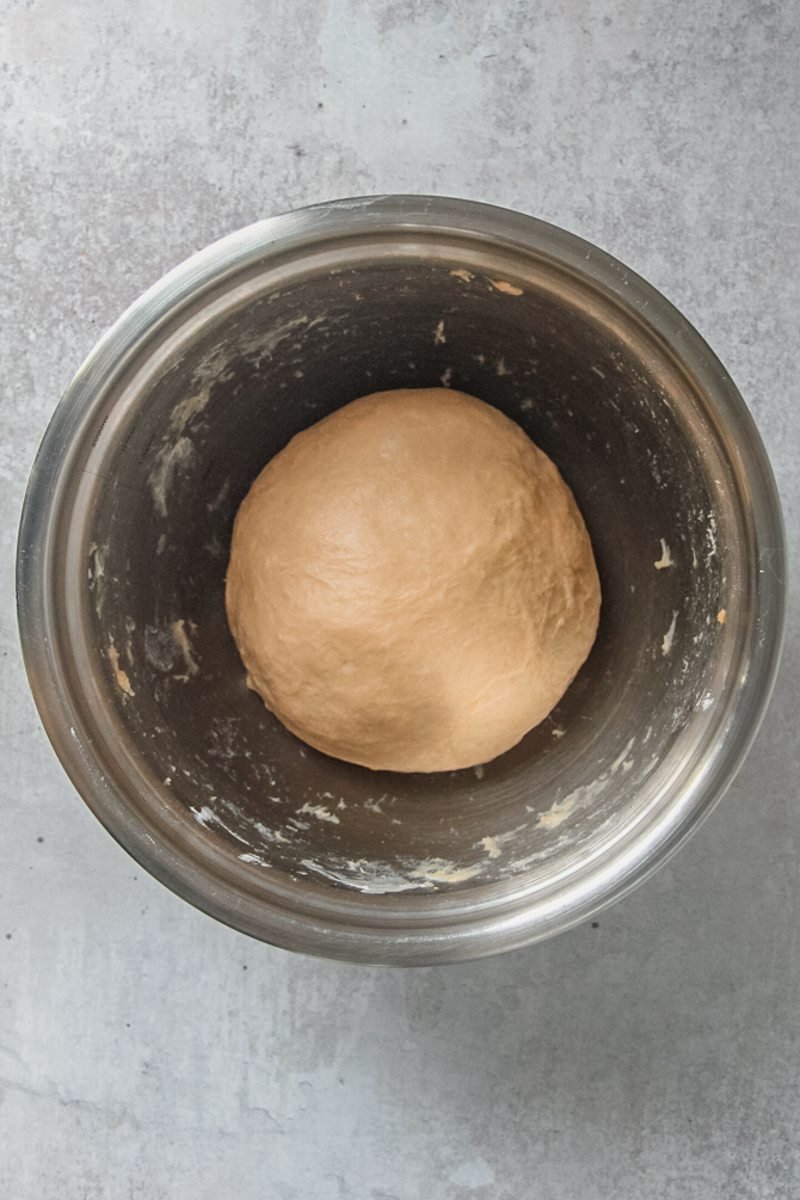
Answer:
226, 388, 600, 772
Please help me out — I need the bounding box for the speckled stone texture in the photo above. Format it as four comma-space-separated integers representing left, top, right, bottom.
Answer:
1, 2, 798, 1197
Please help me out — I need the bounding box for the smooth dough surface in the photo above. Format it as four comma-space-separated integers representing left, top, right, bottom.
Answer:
226, 388, 601, 772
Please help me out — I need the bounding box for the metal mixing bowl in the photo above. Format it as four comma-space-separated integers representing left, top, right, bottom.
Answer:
17, 196, 785, 964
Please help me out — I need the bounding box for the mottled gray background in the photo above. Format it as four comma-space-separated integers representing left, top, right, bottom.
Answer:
1, 2, 798, 1197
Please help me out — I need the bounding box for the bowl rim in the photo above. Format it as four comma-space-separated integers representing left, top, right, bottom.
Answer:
16, 194, 787, 965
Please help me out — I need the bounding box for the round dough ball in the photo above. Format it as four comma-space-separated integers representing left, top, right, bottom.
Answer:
226, 388, 600, 772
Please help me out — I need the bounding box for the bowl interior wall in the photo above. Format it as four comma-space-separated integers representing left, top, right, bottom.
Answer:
82, 256, 726, 895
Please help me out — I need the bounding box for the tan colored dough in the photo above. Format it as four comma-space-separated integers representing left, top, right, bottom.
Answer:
225, 388, 600, 772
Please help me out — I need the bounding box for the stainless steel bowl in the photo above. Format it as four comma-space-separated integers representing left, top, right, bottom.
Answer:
17, 196, 785, 965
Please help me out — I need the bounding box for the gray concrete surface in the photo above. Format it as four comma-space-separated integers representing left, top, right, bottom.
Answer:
2, 1, 799, 1197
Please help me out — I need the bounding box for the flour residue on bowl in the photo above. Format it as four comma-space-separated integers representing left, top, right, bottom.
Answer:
408, 858, 485, 884
654, 539, 674, 570
106, 641, 134, 697
190, 804, 249, 845
168, 387, 212, 435
147, 314, 327, 518
661, 610, 678, 656
239, 851, 273, 868
610, 736, 636, 773
488, 278, 524, 296
87, 541, 106, 584
297, 802, 340, 825
149, 437, 197, 519
301, 858, 430, 893
706, 511, 718, 561
535, 795, 576, 831
478, 825, 527, 859
88, 542, 110, 619
179, 703, 650, 895
171, 619, 200, 679
296, 851, 489, 893
142, 618, 200, 685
